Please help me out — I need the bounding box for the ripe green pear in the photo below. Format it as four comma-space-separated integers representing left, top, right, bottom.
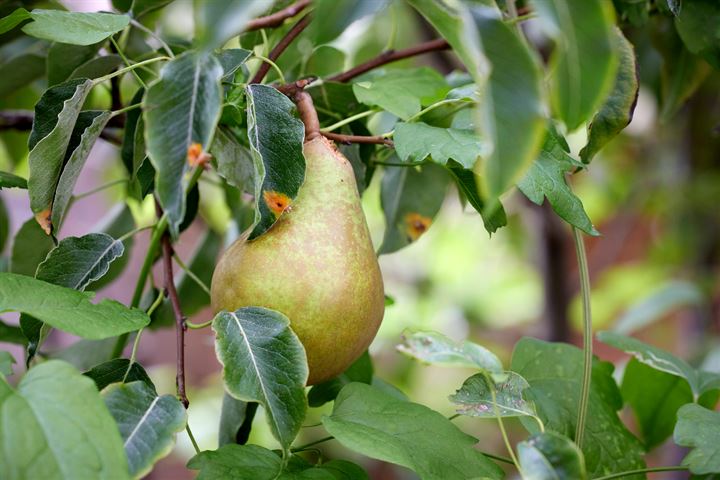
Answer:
210, 136, 385, 385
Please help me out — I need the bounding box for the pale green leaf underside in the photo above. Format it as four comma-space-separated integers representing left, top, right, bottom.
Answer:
674, 403, 720, 475
394, 122, 483, 169
22, 10, 129, 46
397, 329, 503, 373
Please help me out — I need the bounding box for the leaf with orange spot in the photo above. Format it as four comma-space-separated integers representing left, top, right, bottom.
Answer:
263, 190, 292, 219
34, 209, 52, 235
404, 213, 431, 241
187, 142, 212, 167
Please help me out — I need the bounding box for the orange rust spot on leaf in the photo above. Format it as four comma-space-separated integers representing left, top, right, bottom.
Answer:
34, 208, 52, 235
187, 142, 211, 167
263, 190, 292, 218
404, 212, 431, 241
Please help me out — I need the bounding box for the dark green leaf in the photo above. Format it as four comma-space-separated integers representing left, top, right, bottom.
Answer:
450, 372, 538, 419
121, 88, 146, 188
51, 110, 112, 228
675, 1, 720, 69
307, 0, 389, 45
49, 338, 117, 370
0, 360, 130, 479
47, 42, 102, 87
129, 0, 174, 18
0, 319, 25, 345
245, 84, 305, 239
398, 330, 503, 373
674, 403, 720, 475
87, 205, 137, 291
10, 218, 54, 277
22, 10, 129, 46
445, 163, 506, 234
621, 358, 692, 450
511, 337, 645, 477
28, 78, 94, 233
0, 351, 15, 376
395, 122, 483, 169
517, 431, 587, 480
580, 29, 639, 163
352, 68, 448, 120
0, 52, 45, 97
212, 127, 257, 194
70, 54, 123, 81
533, 0, 618, 130
213, 307, 308, 451
218, 395, 257, 447
103, 381, 187, 478
309, 82, 363, 118
144, 50, 223, 237
0, 272, 150, 339
379, 162, 449, 254
0, 198, 6, 253
322, 383, 503, 480
471, 6, 545, 201
195, 0, 268, 50
517, 132, 599, 236
188, 444, 282, 480
308, 351, 373, 407
84, 358, 155, 393
217, 48, 252, 80
0, 8, 31, 35
0, 171, 27, 189
598, 331, 720, 397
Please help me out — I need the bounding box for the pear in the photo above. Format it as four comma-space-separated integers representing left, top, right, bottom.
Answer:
211, 135, 385, 385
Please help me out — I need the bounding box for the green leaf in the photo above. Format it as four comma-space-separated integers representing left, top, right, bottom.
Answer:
188, 444, 282, 480
47, 42, 102, 87
128, 0, 174, 18
0, 53, 45, 97
675, 1, 720, 69
213, 307, 308, 451
0, 360, 129, 480
307, 0, 389, 45
0, 171, 27, 190
0, 272, 150, 339
103, 381, 187, 479
0, 320, 25, 345
517, 132, 599, 236
352, 68, 448, 120
309, 82, 364, 117
308, 351, 373, 407
0, 351, 15, 376
10, 218, 54, 277
70, 54, 123, 81
121, 89, 149, 199
517, 431, 587, 480
22, 10, 129, 46
472, 6, 545, 201
144, 50, 223, 237
28, 78, 94, 233
532, 0, 618, 130
598, 331, 720, 397
407, 0, 489, 85
394, 122, 484, 169
0, 8, 31, 35
379, 162, 449, 254
218, 395, 257, 447
87, 205, 137, 291
212, 127, 257, 193
621, 358, 692, 450
196, 0, 268, 50
511, 337, 645, 477
445, 163, 507, 234
37, 233, 123, 290
322, 383, 503, 480
84, 358, 155, 393
674, 403, 720, 475
151, 229, 221, 327
245, 84, 305, 239
52, 111, 112, 228
397, 330, 503, 373
216, 48, 252, 79
579, 29, 639, 163
49, 338, 117, 371
450, 372, 538, 419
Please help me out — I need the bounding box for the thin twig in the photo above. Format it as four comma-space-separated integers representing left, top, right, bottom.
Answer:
162, 233, 189, 408
251, 13, 312, 84
322, 131, 394, 147
245, 0, 312, 31
329, 38, 450, 83
573, 226, 592, 448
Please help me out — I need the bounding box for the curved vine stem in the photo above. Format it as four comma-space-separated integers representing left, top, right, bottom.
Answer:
573, 226, 592, 448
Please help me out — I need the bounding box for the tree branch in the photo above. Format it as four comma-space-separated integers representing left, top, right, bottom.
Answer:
0, 110, 123, 146
245, 0, 312, 31
329, 38, 450, 83
251, 13, 313, 84
322, 131, 394, 147
161, 232, 189, 408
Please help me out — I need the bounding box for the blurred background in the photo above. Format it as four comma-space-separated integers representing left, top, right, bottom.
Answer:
1, 1, 719, 478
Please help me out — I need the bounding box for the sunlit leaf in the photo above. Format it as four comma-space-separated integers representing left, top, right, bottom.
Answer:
0, 8, 31, 35
398, 330, 503, 373
22, 10, 129, 46
394, 122, 484, 169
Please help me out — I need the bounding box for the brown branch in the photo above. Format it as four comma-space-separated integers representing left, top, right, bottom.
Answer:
251, 13, 313, 84
245, 0, 312, 31
161, 233, 189, 408
0, 110, 123, 146
329, 38, 450, 83
322, 131, 394, 147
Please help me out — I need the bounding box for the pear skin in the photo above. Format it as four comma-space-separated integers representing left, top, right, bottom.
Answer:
211, 136, 385, 385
